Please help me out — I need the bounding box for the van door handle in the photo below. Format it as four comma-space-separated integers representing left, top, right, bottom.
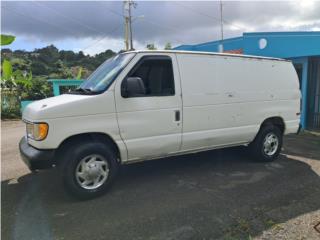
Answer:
226, 92, 235, 97
174, 110, 180, 122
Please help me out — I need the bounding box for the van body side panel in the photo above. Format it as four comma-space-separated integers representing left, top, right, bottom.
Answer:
114, 53, 183, 162
176, 54, 300, 151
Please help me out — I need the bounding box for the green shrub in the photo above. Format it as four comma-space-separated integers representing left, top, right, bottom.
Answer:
1, 90, 20, 118
18, 76, 53, 100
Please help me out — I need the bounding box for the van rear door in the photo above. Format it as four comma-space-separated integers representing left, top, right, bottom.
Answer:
114, 53, 182, 161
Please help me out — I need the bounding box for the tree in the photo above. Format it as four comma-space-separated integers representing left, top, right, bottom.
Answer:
35, 45, 59, 64
77, 51, 85, 61
60, 50, 77, 63
1, 48, 12, 54
31, 62, 49, 75
1, 45, 116, 77
11, 58, 30, 72
146, 43, 157, 50
164, 42, 172, 50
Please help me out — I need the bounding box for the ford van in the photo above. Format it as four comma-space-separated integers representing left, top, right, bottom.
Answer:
19, 50, 300, 199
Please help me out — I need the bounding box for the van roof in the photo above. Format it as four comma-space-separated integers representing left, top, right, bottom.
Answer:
127, 50, 289, 62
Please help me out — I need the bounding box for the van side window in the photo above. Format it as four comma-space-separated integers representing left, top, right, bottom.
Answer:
125, 56, 175, 97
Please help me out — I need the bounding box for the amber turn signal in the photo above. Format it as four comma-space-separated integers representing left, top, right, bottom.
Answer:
26, 122, 49, 141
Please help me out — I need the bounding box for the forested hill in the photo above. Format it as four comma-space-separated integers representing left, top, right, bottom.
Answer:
1, 45, 116, 79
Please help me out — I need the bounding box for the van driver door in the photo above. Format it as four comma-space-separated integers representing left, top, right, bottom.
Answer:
114, 53, 182, 161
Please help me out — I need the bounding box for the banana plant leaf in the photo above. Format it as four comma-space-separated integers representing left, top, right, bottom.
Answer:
0, 34, 16, 46
76, 67, 82, 80
2, 59, 13, 80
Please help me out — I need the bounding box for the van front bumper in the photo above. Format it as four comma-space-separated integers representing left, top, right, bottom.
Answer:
19, 137, 56, 171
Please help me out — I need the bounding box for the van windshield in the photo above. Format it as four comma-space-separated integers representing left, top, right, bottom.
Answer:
78, 52, 135, 93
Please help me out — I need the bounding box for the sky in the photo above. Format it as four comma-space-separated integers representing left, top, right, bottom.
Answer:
1, 0, 320, 55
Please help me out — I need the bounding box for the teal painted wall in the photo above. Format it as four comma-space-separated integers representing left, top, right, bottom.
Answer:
174, 32, 320, 129
175, 32, 320, 58
243, 32, 320, 58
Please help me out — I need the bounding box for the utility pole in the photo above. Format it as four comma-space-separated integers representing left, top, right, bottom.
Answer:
123, 0, 136, 51
124, 15, 129, 51
219, 0, 224, 52
128, 0, 133, 50
124, 1, 129, 51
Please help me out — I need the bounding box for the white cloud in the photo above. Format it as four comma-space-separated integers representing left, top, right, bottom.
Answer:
2, 1, 320, 53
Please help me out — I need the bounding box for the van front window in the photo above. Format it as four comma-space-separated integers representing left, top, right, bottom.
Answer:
78, 52, 135, 93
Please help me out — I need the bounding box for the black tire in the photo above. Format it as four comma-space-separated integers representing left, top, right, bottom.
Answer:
249, 124, 283, 162
61, 141, 119, 200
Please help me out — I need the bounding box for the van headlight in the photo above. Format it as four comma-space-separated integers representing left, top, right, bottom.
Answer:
26, 122, 49, 141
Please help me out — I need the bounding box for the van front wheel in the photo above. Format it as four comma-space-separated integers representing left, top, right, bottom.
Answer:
62, 142, 119, 200
249, 125, 283, 162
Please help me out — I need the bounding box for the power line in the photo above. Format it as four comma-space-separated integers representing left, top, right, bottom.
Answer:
98, 2, 125, 18
2, 6, 81, 36
2, 5, 123, 54
79, 1, 130, 52
99, 2, 187, 47
30, 1, 125, 53
31, 1, 106, 35
3, 3, 187, 52
96, 1, 131, 51
81, 24, 123, 53
174, 2, 246, 31
100, 2, 187, 48
140, 20, 187, 45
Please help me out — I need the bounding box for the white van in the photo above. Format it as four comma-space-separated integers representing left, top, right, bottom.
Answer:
19, 50, 300, 199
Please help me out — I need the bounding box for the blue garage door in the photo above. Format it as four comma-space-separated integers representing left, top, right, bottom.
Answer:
307, 57, 320, 130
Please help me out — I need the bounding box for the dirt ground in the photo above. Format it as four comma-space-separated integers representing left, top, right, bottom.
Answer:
1, 120, 320, 240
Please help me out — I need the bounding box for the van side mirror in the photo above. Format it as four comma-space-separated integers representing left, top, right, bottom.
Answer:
121, 77, 146, 98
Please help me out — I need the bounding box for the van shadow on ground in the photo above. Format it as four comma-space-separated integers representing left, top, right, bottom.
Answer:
2, 141, 320, 240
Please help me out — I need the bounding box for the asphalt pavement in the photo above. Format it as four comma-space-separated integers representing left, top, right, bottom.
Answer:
1, 120, 320, 240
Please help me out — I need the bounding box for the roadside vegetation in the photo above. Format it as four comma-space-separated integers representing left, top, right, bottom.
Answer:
1, 45, 116, 79
1, 42, 116, 119
0, 35, 172, 119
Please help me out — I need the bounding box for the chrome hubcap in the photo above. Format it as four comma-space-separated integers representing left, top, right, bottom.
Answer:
75, 154, 109, 190
263, 133, 279, 156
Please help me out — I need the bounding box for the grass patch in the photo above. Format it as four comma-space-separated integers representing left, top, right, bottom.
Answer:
223, 217, 252, 240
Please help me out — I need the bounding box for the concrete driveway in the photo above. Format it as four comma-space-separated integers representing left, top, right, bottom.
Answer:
1, 121, 320, 240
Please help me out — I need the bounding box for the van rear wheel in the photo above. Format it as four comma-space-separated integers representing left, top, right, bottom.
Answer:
249, 125, 283, 162
61, 142, 119, 200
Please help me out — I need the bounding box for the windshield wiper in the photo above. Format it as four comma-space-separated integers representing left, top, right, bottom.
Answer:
68, 87, 97, 95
